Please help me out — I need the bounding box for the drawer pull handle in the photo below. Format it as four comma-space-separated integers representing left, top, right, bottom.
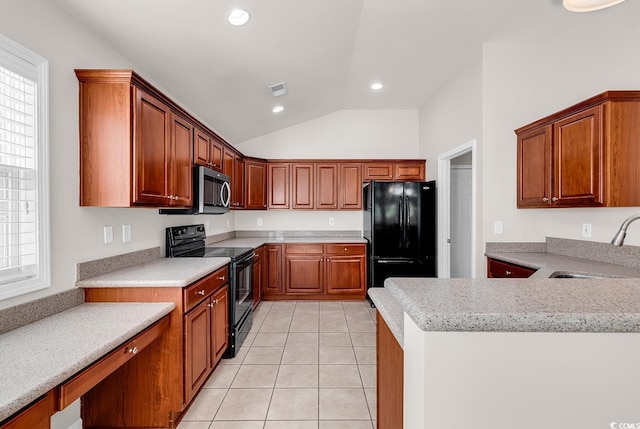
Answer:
505, 270, 512, 276
196, 289, 206, 296
344, 247, 348, 252
218, 276, 226, 281
126, 346, 139, 355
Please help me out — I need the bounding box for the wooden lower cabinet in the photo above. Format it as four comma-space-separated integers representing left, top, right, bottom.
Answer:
376, 312, 403, 429
83, 265, 229, 428
486, 257, 536, 278
0, 391, 55, 429
264, 243, 366, 300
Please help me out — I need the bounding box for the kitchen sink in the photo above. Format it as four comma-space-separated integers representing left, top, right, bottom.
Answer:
548, 271, 602, 279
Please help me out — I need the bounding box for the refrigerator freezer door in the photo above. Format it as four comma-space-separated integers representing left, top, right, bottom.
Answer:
369, 257, 436, 288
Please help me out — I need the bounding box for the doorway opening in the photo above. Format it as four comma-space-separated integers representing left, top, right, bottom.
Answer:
437, 140, 477, 278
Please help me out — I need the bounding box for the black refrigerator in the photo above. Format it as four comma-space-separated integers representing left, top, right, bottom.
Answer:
363, 180, 437, 293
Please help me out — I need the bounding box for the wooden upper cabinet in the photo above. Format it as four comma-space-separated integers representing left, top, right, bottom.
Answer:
339, 163, 362, 210
363, 161, 425, 182
77, 70, 194, 208
315, 163, 338, 209
515, 91, 640, 208
268, 163, 291, 209
245, 159, 267, 210
553, 106, 603, 207
223, 150, 245, 209
291, 163, 315, 209
517, 125, 552, 208
170, 114, 194, 206
132, 87, 171, 206
394, 161, 425, 181
363, 163, 393, 181
194, 128, 224, 172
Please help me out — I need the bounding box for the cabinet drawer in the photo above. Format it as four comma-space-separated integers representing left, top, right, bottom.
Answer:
58, 315, 169, 410
284, 244, 324, 254
1, 391, 54, 429
487, 258, 536, 278
325, 244, 365, 256
184, 266, 229, 312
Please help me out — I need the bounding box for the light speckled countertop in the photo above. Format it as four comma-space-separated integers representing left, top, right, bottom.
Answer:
210, 236, 367, 248
367, 288, 404, 347
485, 251, 640, 279
384, 277, 640, 333
76, 257, 230, 288
0, 302, 175, 422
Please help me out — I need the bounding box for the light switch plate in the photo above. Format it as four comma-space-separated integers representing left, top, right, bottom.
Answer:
122, 224, 132, 242
494, 221, 504, 235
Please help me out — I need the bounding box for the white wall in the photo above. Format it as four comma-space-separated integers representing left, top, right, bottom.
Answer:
235, 108, 421, 232
236, 109, 420, 160
0, 0, 234, 310
482, 1, 640, 248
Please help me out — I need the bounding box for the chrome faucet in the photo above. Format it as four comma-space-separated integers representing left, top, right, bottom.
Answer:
611, 214, 640, 246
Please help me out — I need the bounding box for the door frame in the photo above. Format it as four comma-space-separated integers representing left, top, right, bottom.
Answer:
437, 139, 477, 278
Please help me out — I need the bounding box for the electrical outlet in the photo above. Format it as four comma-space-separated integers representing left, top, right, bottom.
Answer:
103, 226, 113, 244
582, 223, 592, 238
329, 217, 335, 226
122, 224, 132, 242
494, 221, 503, 235
205, 220, 210, 231
226, 219, 230, 228
257, 218, 263, 226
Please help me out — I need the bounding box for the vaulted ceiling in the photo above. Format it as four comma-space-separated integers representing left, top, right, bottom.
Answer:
52, 0, 628, 144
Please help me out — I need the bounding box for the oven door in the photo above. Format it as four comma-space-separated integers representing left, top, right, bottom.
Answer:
233, 252, 254, 326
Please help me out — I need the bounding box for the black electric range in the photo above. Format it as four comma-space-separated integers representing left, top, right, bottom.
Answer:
166, 224, 254, 358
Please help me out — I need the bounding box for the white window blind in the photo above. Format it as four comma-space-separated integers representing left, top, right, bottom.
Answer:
0, 33, 49, 300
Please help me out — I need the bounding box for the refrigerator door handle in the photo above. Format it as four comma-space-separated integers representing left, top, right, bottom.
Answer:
404, 196, 410, 248
377, 260, 415, 264
398, 197, 404, 250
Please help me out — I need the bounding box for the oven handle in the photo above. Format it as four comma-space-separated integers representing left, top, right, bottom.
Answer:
236, 252, 256, 265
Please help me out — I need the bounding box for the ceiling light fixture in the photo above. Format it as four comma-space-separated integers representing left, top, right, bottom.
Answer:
371, 82, 383, 90
227, 9, 250, 26
272, 106, 284, 113
563, 0, 625, 12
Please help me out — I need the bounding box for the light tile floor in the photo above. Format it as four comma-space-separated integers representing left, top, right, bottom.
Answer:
178, 300, 378, 429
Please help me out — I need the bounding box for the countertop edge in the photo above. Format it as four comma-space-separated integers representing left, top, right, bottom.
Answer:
368, 288, 404, 348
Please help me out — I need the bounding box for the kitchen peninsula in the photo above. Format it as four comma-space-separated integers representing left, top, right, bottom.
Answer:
370, 238, 640, 429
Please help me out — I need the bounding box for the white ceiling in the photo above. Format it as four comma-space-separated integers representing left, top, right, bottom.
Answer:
51, 0, 619, 145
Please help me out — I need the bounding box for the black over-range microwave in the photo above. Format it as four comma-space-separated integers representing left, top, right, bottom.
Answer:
160, 166, 231, 215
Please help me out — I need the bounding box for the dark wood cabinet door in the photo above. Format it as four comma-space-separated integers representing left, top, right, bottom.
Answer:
233, 156, 245, 208
184, 299, 211, 402
223, 150, 234, 179
363, 163, 394, 181
394, 161, 425, 181
517, 125, 552, 208
194, 128, 209, 167
170, 114, 193, 206
210, 285, 229, 365
339, 163, 362, 209
486, 258, 536, 278
285, 255, 324, 293
553, 105, 603, 207
268, 163, 290, 209
325, 255, 365, 294
210, 136, 224, 172
264, 244, 284, 294
132, 87, 171, 205
316, 163, 338, 209
377, 312, 403, 429
291, 163, 314, 209
245, 160, 267, 209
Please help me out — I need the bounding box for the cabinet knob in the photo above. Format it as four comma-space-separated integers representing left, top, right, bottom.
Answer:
213, 299, 219, 304
196, 289, 206, 296
218, 275, 226, 281
505, 270, 512, 276
126, 346, 138, 355
552, 197, 559, 202
344, 247, 348, 252
542, 197, 549, 202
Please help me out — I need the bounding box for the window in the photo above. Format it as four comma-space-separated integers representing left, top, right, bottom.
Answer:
0, 33, 49, 300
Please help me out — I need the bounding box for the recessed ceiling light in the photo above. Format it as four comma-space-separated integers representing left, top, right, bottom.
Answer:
228, 9, 250, 26
272, 106, 284, 113
371, 82, 383, 90
563, 0, 625, 12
